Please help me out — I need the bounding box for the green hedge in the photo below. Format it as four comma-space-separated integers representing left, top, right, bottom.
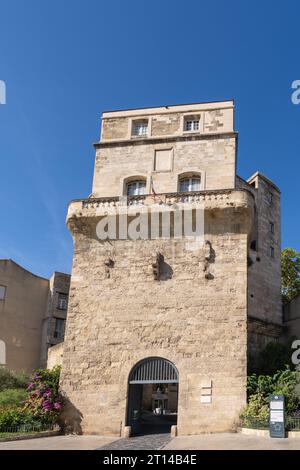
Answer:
0, 389, 28, 410
0, 368, 29, 391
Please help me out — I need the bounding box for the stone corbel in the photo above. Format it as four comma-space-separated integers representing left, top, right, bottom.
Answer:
203, 240, 214, 280
104, 257, 115, 278
152, 252, 164, 281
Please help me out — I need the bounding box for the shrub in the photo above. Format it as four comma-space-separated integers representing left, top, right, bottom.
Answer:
0, 368, 29, 391
0, 408, 43, 431
242, 366, 300, 424
240, 393, 269, 427
0, 388, 28, 410
247, 366, 299, 413
22, 366, 63, 425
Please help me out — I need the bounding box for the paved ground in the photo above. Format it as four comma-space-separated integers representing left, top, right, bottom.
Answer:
164, 433, 300, 450
0, 433, 300, 450
99, 433, 171, 450
0, 435, 118, 450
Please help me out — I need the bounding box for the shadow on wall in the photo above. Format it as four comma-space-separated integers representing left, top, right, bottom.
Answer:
160, 260, 173, 281
59, 396, 83, 435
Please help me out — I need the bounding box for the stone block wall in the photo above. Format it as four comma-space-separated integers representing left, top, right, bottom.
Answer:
61, 191, 253, 435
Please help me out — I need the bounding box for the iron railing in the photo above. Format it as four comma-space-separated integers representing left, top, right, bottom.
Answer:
0, 423, 60, 434
240, 416, 300, 431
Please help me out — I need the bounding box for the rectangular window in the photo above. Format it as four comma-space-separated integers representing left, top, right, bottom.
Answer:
57, 293, 68, 310
269, 246, 275, 258
266, 191, 273, 205
0, 285, 6, 300
53, 318, 65, 339
184, 116, 200, 132
132, 120, 148, 137
269, 222, 274, 234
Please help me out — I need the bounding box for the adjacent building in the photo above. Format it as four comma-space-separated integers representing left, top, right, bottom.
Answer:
0, 259, 70, 372
282, 294, 300, 341
58, 100, 282, 436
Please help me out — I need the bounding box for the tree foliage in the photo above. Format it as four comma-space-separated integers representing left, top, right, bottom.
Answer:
248, 341, 295, 376
281, 248, 300, 304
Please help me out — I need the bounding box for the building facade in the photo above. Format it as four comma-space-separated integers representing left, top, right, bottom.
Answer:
60, 100, 282, 436
40, 272, 71, 367
0, 259, 70, 372
282, 294, 300, 341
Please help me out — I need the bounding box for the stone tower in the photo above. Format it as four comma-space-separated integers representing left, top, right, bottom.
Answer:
60, 100, 281, 436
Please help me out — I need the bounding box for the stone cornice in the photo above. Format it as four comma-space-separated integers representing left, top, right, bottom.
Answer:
94, 131, 238, 149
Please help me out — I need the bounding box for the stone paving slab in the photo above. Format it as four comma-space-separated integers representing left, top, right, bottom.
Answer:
164, 433, 300, 450
99, 433, 172, 450
0, 435, 118, 450
1, 432, 300, 450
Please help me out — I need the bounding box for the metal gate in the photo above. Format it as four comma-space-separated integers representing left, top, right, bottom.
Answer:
129, 357, 178, 384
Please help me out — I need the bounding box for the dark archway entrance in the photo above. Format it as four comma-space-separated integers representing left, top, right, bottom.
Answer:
126, 357, 179, 436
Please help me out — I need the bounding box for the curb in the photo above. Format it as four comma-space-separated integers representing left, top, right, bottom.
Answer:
238, 427, 300, 438
0, 430, 61, 442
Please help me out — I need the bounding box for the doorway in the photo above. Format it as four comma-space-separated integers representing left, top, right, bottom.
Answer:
126, 357, 179, 436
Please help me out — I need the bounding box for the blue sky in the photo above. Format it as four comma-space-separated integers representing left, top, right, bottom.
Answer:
0, 0, 299, 278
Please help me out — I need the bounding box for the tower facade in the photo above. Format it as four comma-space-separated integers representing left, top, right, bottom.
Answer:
60, 100, 281, 435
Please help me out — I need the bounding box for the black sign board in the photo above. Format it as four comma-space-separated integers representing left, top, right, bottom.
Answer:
269, 394, 285, 438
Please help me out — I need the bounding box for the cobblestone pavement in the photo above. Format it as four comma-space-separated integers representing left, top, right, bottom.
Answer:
98, 433, 172, 450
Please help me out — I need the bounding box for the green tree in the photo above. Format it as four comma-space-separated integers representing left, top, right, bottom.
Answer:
281, 248, 300, 304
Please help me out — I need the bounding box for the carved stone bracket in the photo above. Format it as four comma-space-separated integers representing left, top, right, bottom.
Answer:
203, 240, 215, 280
104, 257, 115, 279
152, 252, 164, 281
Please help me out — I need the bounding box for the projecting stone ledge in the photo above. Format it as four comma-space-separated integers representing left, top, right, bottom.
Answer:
66, 188, 255, 236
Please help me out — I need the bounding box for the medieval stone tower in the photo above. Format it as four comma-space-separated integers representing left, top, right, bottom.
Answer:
60, 100, 281, 436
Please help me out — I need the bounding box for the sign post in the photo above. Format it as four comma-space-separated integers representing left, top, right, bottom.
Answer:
269, 395, 285, 438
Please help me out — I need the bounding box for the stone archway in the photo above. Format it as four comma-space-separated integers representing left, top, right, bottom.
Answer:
126, 357, 179, 436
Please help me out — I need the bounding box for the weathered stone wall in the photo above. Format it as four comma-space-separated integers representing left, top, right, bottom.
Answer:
92, 136, 236, 197
100, 101, 234, 142
246, 173, 282, 357
47, 342, 64, 369
282, 294, 300, 341
61, 192, 253, 436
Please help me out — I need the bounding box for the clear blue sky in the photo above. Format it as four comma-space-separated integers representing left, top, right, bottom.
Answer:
0, 0, 299, 278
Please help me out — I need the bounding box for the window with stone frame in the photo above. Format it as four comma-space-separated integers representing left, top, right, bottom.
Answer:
53, 318, 65, 339
132, 120, 148, 137
179, 176, 201, 192
127, 180, 146, 196
57, 292, 68, 310
184, 115, 200, 132
0, 285, 6, 301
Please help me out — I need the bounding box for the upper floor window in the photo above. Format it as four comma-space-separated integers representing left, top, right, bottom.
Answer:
179, 177, 201, 192
269, 246, 275, 258
132, 120, 148, 137
269, 222, 275, 234
57, 293, 68, 310
184, 116, 200, 132
127, 180, 146, 196
53, 318, 65, 339
0, 285, 6, 301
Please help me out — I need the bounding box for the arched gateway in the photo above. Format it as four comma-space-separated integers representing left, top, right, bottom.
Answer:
126, 357, 179, 435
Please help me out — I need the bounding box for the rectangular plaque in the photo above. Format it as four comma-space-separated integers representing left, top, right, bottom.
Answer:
269, 395, 285, 438
201, 395, 212, 404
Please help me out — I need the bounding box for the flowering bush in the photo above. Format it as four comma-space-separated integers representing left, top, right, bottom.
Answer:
22, 366, 63, 425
